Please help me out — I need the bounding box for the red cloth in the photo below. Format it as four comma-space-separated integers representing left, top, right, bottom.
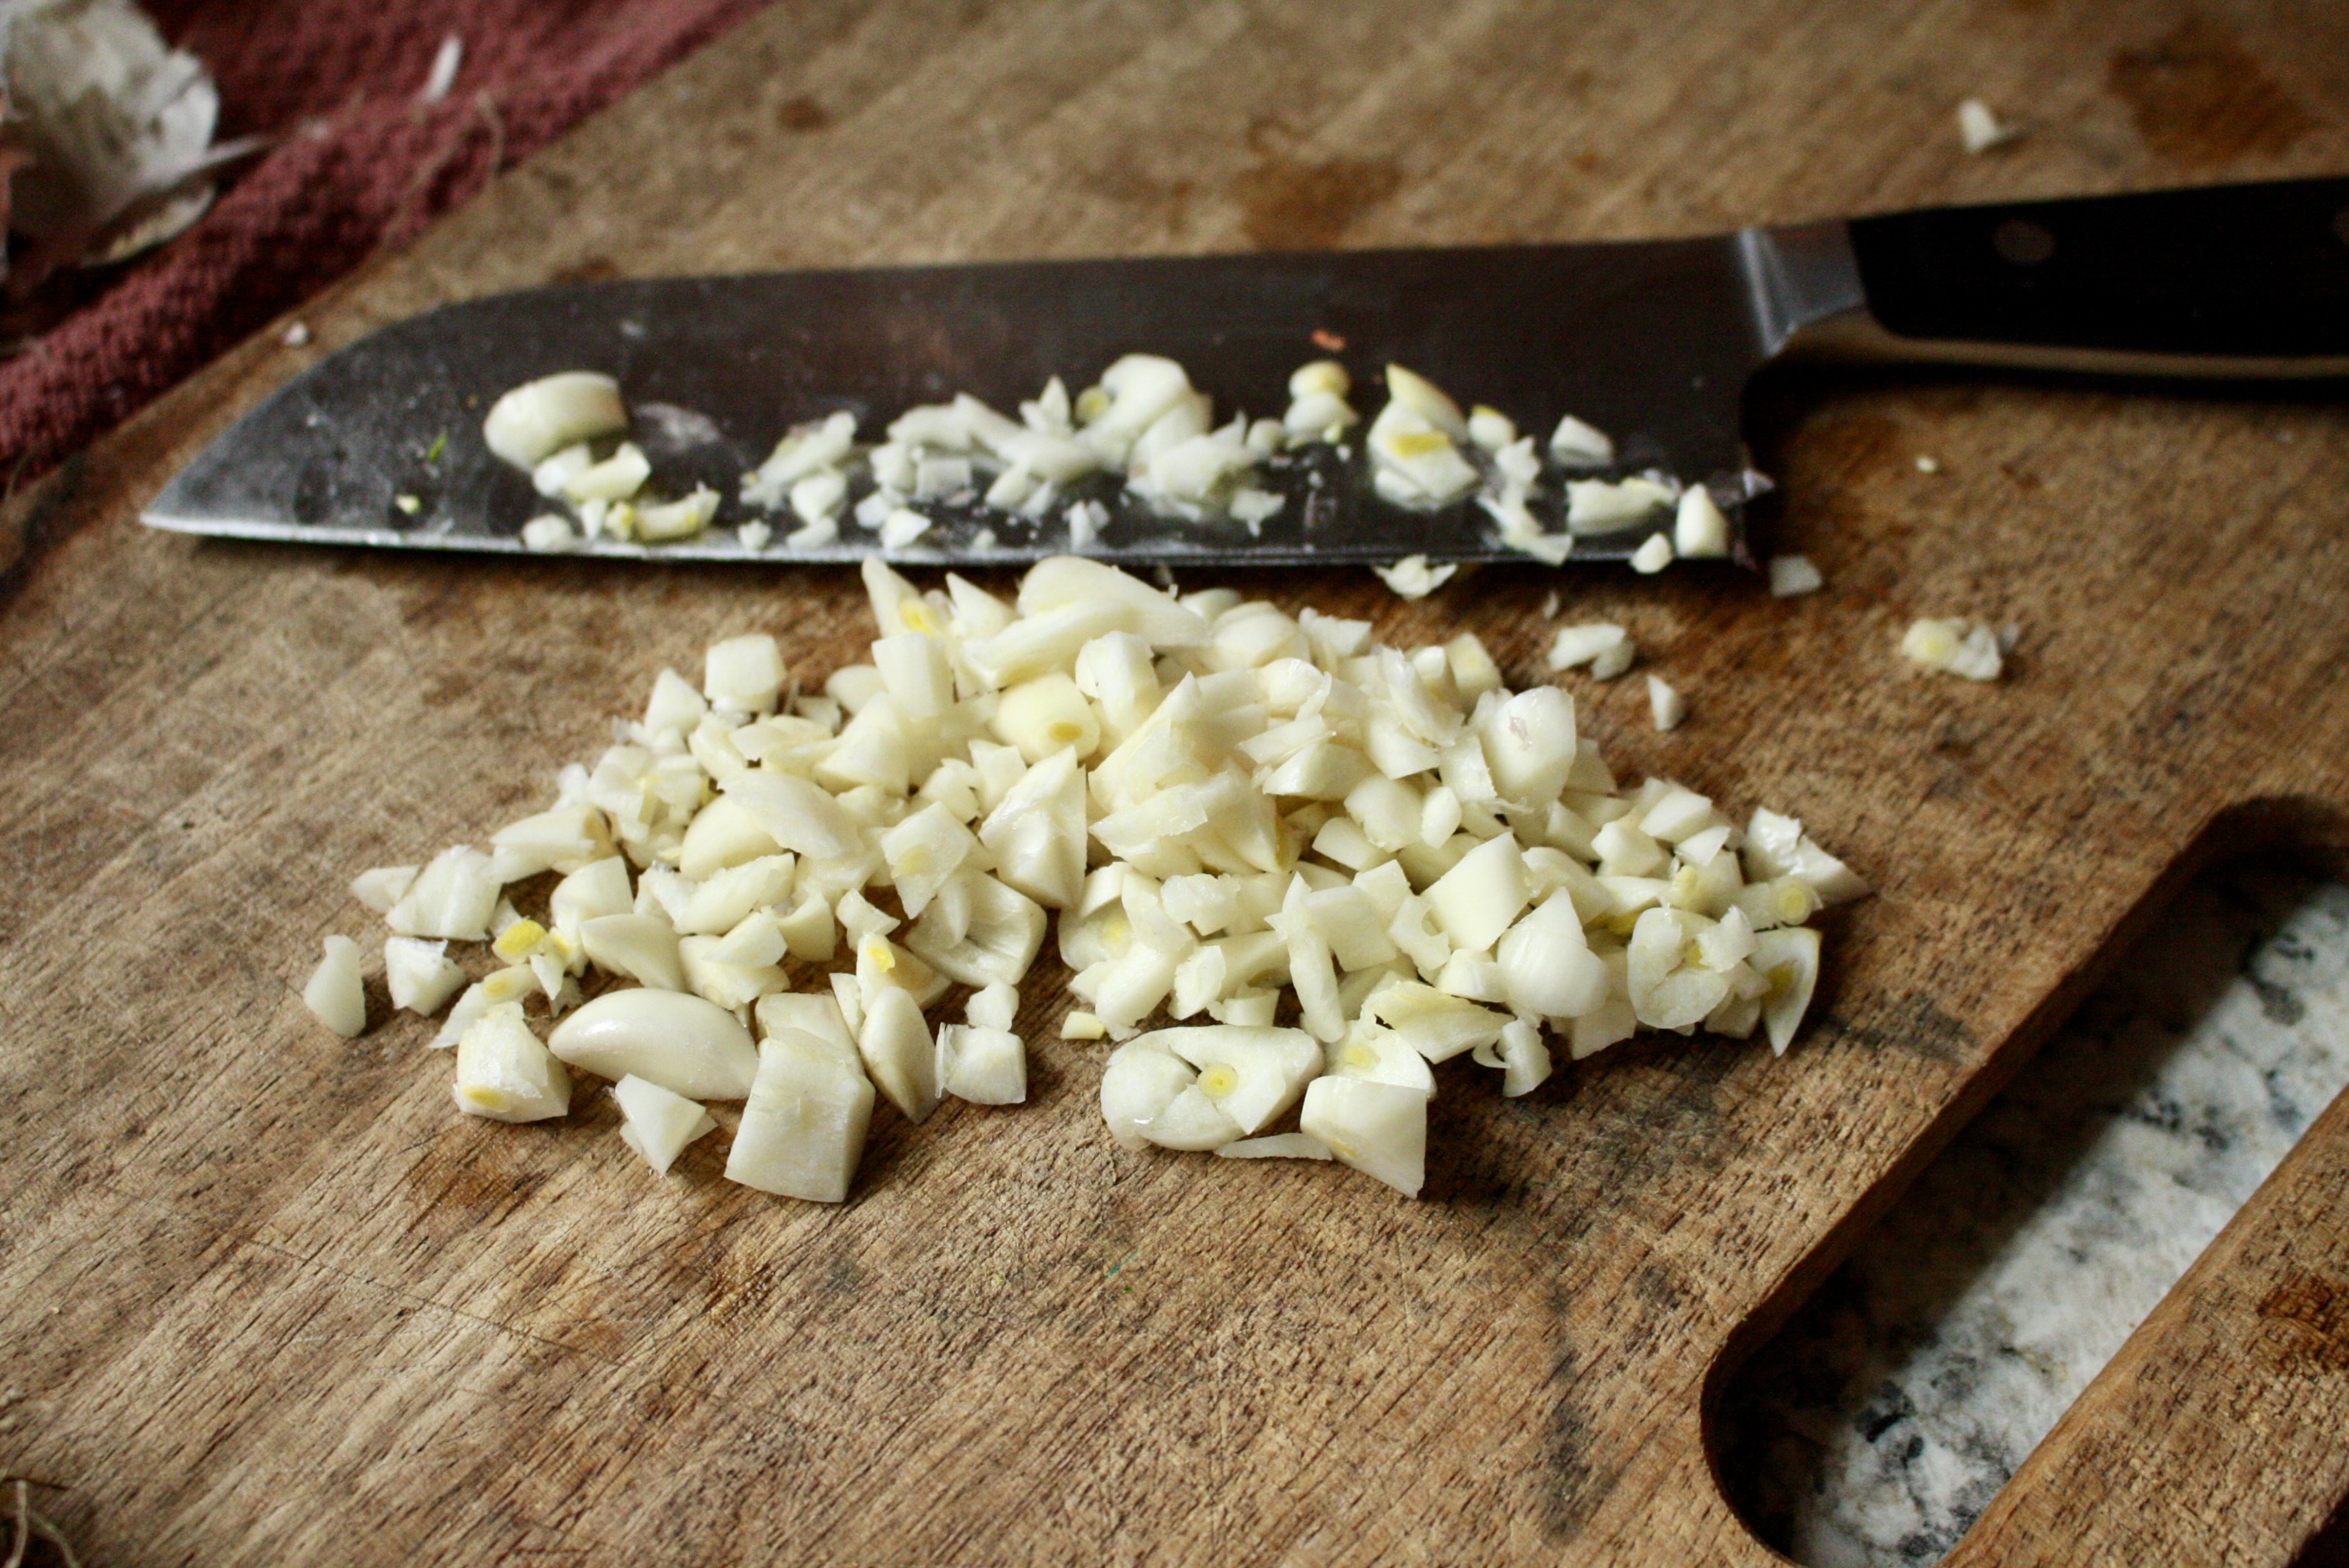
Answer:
0, 0, 769, 487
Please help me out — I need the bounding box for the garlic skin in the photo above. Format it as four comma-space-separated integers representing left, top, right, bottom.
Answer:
304, 935, 366, 1038
1215, 1133, 1333, 1160
727, 1032, 875, 1203
1300, 1076, 1426, 1198
612, 1074, 717, 1175
546, 989, 758, 1100
454, 1006, 571, 1123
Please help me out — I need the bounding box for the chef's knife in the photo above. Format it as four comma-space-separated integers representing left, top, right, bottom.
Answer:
143, 175, 2349, 569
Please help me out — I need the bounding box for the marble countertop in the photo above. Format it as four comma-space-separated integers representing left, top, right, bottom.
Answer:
1715, 865, 2349, 1567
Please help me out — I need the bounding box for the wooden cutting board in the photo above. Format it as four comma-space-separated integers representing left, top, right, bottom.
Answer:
5, 2, 2348, 1562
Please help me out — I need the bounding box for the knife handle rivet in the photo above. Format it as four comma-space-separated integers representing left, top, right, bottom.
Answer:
1993, 218, 2055, 266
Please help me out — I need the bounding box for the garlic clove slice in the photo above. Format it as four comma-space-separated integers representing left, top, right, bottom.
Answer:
454, 1006, 571, 1123
857, 983, 941, 1123
1150, 1025, 1320, 1135
579, 912, 686, 993
303, 935, 366, 1038
726, 1032, 875, 1202
1300, 1076, 1426, 1198
1753, 926, 1823, 1056
611, 1074, 717, 1175
547, 988, 758, 1099
937, 1024, 1029, 1105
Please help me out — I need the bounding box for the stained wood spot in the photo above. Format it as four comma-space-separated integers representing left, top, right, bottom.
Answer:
551, 255, 623, 285
2106, 16, 2312, 168
776, 95, 831, 132
2256, 1272, 2349, 1373
1232, 155, 1401, 249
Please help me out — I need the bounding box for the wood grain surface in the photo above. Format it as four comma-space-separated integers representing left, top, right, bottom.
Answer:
5, 2, 2349, 1563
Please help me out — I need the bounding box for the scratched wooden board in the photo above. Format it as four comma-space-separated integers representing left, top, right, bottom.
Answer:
3, 1, 2348, 1563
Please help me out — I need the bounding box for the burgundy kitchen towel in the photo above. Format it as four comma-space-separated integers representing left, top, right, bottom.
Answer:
0, 0, 771, 490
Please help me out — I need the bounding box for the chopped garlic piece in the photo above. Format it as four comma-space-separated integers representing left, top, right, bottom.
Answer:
727, 1033, 874, 1202
385, 937, 465, 1015
1467, 405, 1517, 450
1768, 555, 1823, 597
1673, 485, 1731, 558
1902, 616, 2004, 681
635, 485, 719, 541
1373, 555, 1457, 600
705, 634, 787, 714
547, 988, 757, 1099
386, 846, 500, 941
454, 1006, 571, 1122
1548, 414, 1615, 468
880, 507, 933, 548
1647, 675, 1686, 731
1958, 98, 2018, 154
350, 864, 417, 914
303, 936, 366, 1038
521, 514, 577, 552
483, 372, 626, 469
612, 1074, 717, 1175
938, 1024, 1028, 1104
1629, 533, 1675, 574
1547, 621, 1633, 680
564, 442, 651, 504
1300, 1075, 1425, 1197
1229, 487, 1285, 531
1567, 477, 1672, 534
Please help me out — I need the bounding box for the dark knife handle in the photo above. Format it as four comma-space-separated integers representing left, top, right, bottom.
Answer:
1847, 176, 2349, 359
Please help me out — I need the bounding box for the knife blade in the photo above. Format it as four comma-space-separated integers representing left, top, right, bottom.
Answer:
143, 175, 2349, 570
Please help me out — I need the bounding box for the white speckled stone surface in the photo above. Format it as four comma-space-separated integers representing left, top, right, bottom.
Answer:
1718, 867, 2349, 1566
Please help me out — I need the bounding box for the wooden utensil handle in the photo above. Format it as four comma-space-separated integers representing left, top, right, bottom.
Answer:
1847, 175, 2349, 359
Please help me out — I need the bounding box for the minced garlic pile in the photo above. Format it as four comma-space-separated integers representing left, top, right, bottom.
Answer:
304, 556, 1863, 1200
482, 358, 1728, 577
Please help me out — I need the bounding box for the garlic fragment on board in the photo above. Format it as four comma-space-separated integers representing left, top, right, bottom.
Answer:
1902, 617, 2003, 681
546, 989, 758, 1099
303, 936, 365, 1038
454, 1007, 571, 1123
1647, 675, 1686, 731
1957, 98, 2019, 154
1768, 555, 1823, 597
612, 1074, 717, 1175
